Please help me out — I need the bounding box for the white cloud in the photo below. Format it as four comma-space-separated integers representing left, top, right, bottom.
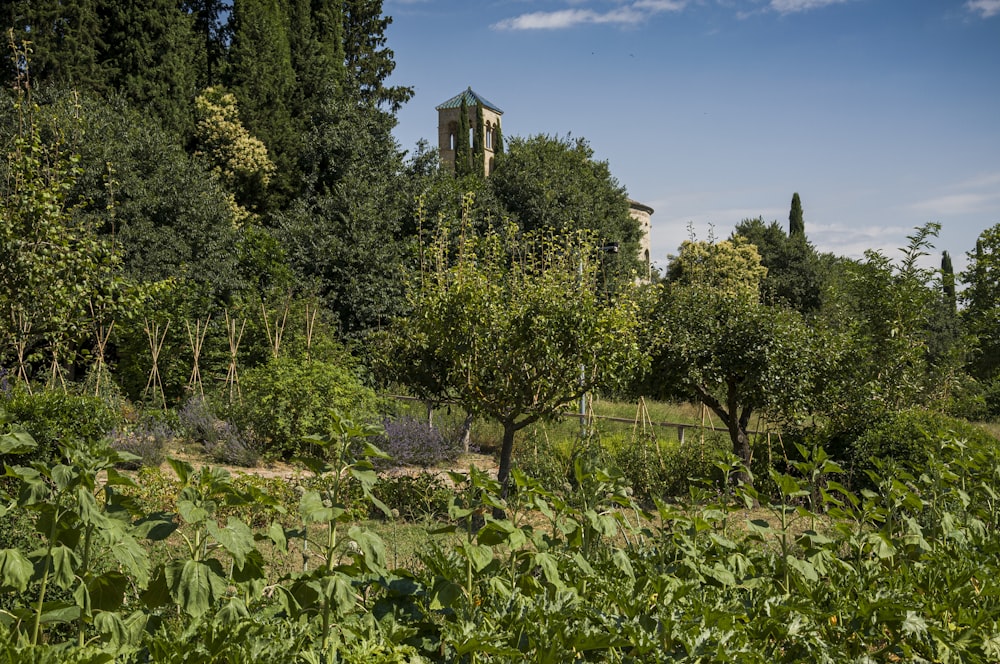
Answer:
908, 172, 1000, 217
768, 0, 852, 14
966, 0, 1000, 18
492, 1, 686, 31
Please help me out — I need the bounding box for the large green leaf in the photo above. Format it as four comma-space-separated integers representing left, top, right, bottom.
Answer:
0, 430, 36, 455
0, 548, 32, 591
85, 571, 129, 612
44, 544, 80, 590
347, 526, 387, 575
462, 543, 494, 573
206, 517, 254, 568
166, 559, 226, 617
299, 490, 336, 524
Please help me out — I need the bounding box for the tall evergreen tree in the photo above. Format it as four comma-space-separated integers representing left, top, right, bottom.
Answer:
455, 96, 471, 177
942, 250, 957, 314
2, 0, 105, 92
102, 0, 202, 139
472, 102, 484, 173
789, 192, 805, 237
341, 0, 413, 111
285, 0, 345, 120
227, 0, 298, 207
182, 0, 230, 87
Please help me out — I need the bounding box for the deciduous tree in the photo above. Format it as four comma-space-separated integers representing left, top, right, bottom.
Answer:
652, 238, 811, 483
488, 134, 642, 285
386, 220, 647, 510
962, 224, 1000, 383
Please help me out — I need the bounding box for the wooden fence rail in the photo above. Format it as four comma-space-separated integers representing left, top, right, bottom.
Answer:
385, 394, 761, 442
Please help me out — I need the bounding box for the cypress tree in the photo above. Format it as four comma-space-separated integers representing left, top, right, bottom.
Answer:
182, 0, 230, 87
472, 102, 485, 175
227, 0, 298, 207
789, 192, 805, 237
495, 123, 504, 155
285, 0, 345, 119
942, 250, 957, 314
3, 0, 105, 92
455, 95, 471, 177
341, 0, 413, 111
103, 0, 202, 139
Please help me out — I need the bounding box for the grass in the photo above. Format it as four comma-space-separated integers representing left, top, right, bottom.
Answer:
386, 394, 750, 455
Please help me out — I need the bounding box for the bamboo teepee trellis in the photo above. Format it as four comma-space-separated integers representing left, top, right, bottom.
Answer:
224, 310, 245, 403
143, 319, 169, 409
185, 316, 210, 398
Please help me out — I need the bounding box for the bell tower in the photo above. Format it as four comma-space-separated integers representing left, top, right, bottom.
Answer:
436, 87, 503, 177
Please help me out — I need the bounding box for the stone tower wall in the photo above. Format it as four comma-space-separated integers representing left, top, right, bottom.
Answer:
438, 105, 502, 177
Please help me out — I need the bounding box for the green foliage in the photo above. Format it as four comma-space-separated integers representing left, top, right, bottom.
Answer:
2, 0, 105, 92
648, 284, 814, 481
488, 134, 643, 283
0, 79, 138, 380
846, 408, 998, 487
608, 433, 728, 503
816, 223, 958, 429
788, 191, 805, 237
193, 86, 275, 217
1, 388, 121, 464
386, 219, 648, 504
667, 234, 768, 299
963, 223, 1000, 386
341, 0, 414, 111
225, 356, 380, 459
733, 216, 826, 313
371, 474, 453, 522
101, 0, 202, 139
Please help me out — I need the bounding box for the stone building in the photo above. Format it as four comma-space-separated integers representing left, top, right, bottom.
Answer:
629, 199, 654, 281
436, 87, 503, 177
436, 87, 653, 276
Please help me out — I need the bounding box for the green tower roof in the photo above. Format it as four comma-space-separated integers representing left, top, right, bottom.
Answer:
435, 87, 503, 114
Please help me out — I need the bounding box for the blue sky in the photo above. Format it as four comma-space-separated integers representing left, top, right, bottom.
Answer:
384, 0, 1000, 275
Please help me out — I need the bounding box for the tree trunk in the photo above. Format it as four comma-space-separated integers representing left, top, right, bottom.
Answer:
493, 421, 516, 520
458, 413, 473, 454
729, 424, 753, 486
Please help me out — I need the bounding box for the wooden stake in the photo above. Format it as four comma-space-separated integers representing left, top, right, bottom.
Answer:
143, 318, 169, 410
11, 308, 32, 394
185, 316, 210, 398
224, 311, 245, 404
261, 299, 289, 360
304, 301, 317, 362
48, 345, 67, 392
89, 300, 114, 396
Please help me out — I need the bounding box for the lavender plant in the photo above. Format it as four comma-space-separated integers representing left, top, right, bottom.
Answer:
372, 415, 463, 469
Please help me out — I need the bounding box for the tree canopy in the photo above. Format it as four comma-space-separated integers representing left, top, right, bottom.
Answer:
488, 134, 642, 285
385, 219, 647, 508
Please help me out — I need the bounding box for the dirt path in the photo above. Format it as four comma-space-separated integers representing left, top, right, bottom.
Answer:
164, 448, 499, 485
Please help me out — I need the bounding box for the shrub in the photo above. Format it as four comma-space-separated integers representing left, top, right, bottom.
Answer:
1, 387, 122, 463
372, 416, 463, 469
610, 432, 728, 504
847, 408, 999, 487
178, 396, 258, 467
226, 357, 380, 459
107, 416, 172, 468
